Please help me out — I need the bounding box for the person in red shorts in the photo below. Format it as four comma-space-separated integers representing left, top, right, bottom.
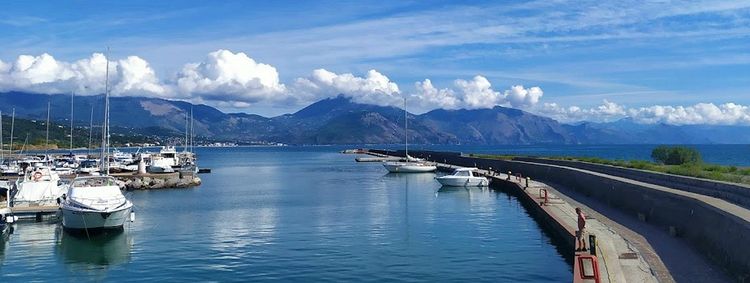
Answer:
576, 207, 587, 252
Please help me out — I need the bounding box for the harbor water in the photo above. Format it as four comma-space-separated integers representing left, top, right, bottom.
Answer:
0, 147, 571, 281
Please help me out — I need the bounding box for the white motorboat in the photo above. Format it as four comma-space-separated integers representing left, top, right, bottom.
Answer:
77, 159, 100, 174
436, 168, 489, 187
382, 99, 436, 173
11, 166, 66, 207
148, 146, 178, 173
60, 176, 133, 231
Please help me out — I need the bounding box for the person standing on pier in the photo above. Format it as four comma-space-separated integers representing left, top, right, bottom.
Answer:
576, 207, 587, 251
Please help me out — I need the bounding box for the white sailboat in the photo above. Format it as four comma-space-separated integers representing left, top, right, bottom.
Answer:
383, 99, 436, 173
61, 50, 134, 232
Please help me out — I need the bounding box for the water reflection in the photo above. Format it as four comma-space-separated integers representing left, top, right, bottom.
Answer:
434, 186, 489, 200
55, 228, 133, 267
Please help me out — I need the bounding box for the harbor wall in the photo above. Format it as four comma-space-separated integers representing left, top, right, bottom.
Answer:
114, 172, 201, 190
371, 149, 750, 281
513, 157, 750, 209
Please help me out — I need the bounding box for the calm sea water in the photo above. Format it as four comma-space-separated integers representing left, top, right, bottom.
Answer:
0, 147, 571, 282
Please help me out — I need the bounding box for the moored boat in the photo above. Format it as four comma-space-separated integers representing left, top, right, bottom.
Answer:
436, 168, 489, 187
60, 176, 133, 231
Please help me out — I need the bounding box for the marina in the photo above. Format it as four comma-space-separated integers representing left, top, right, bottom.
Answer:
0, 147, 573, 281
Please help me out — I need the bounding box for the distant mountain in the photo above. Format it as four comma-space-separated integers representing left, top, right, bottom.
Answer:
2, 91, 750, 145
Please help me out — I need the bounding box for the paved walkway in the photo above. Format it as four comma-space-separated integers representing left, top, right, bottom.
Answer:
439, 163, 660, 283
501, 174, 660, 283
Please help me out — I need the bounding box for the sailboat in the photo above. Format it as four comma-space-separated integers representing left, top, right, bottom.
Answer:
383, 99, 437, 173
60, 50, 134, 232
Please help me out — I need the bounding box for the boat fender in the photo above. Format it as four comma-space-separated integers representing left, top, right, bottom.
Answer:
129, 211, 135, 222
6, 216, 14, 224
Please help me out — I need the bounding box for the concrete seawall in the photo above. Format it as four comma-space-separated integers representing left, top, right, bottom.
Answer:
514, 157, 750, 209
372, 149, 750, 281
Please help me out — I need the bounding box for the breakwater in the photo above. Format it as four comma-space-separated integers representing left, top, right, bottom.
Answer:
113, 172, 201, 190
372, 149, 750, 281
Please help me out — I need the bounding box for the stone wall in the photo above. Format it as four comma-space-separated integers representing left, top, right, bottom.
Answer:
513, 157, 750, 209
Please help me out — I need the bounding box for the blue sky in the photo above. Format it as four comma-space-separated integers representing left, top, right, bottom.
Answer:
1, 0, 750, 124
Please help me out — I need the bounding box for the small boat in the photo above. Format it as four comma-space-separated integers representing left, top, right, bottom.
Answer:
77, 159, 100, 174
60, 176, 133, 231
11, 166, 66, 207
436, 168, 489, 187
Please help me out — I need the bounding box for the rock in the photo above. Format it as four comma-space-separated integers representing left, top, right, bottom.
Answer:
151, 178, 165, 189
130, 179, 143, 190
165, 177, 179, 188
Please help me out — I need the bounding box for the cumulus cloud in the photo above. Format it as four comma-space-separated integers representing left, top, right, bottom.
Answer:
292, 68, 401, 106
412, 79, 459, 109
538, 100, 627, 123
175, 49, 287, 104
0, 53, 168, 97
628, 103, 750, 125
411, 75, 544, 110
534, 100, 750, 126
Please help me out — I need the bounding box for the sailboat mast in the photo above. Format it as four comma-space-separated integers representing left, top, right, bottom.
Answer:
9, 108, 14, 156
0, 110, 3, 162
190, 107, 194, 153
404, 98, 408, 158
185, 111, 188, 152
88, 105, 93, 157
70, 91, 74, 153
101, 49, 110, 173
45, 101, 50, 158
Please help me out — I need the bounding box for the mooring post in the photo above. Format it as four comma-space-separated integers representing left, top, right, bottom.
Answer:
507, 171, 511, 181
525, 177, 530, 188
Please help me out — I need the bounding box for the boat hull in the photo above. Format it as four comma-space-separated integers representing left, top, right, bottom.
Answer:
436, 176, 489, 187
61, 206, 132, 231
383, 162, 437, 173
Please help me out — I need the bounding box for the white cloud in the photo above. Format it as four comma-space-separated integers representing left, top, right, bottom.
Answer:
535, 100, 750, 126
115, 56, 167, 96
412, 79, 459, 109
0, 52, 168, 97
175, 49, 287, 104
411, 75, 544, 110
505, 85, 543, 108
628, 103, 750, 125
292, 68, 401, 106
538, 100, 627, 123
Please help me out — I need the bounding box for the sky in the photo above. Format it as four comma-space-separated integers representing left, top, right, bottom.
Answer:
1, 0, 750, 125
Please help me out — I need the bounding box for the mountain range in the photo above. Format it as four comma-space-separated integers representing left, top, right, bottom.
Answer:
1, 91, 749, 145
